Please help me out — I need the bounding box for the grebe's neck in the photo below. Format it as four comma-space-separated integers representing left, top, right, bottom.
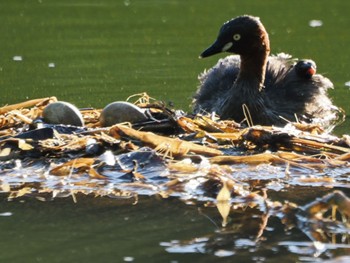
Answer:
237, 26, 270, 91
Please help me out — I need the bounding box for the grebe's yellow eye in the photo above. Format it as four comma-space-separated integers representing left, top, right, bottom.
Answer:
233, 34, 241, 41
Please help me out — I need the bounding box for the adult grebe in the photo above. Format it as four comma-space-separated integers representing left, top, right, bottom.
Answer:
193, 15, 340, 129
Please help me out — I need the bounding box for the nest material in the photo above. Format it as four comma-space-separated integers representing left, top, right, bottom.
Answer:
0, 94, 349, 244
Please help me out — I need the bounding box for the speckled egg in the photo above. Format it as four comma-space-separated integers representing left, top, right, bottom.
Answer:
43, 101, 84, 126
100, 101, 148, 127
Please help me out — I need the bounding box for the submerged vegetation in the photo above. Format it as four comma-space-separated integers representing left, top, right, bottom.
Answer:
0, 94, 349, 259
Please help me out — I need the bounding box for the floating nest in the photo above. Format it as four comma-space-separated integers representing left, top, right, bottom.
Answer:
0, 94, 349, 246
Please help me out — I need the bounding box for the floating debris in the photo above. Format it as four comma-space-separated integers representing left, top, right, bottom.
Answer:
123, 257, 134, 262
309, 20, 323, 27
12, 55, 23, 61
0, 212, 12, 217
123, 0, 130, 7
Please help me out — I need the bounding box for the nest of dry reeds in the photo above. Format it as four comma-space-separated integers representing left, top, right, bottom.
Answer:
0, 94, 349, 242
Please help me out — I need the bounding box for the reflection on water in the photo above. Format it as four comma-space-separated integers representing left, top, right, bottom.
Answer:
1, 195, 347, 262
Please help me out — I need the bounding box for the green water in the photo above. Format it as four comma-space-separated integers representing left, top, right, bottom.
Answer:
1, 0, 350, 262
0, 197, 218, 263
1, 1, 349, 115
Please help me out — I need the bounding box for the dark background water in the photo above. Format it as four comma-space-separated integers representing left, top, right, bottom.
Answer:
0, 1, 350, 262
1, 1, 349, 125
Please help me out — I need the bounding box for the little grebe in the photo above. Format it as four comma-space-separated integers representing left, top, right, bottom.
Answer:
193, 15, 341, 129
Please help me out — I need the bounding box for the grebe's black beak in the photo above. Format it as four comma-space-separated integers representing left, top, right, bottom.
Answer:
199, 39, 225, 58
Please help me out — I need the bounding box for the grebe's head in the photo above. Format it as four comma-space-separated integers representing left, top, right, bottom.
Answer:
200, 15, 270, 58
